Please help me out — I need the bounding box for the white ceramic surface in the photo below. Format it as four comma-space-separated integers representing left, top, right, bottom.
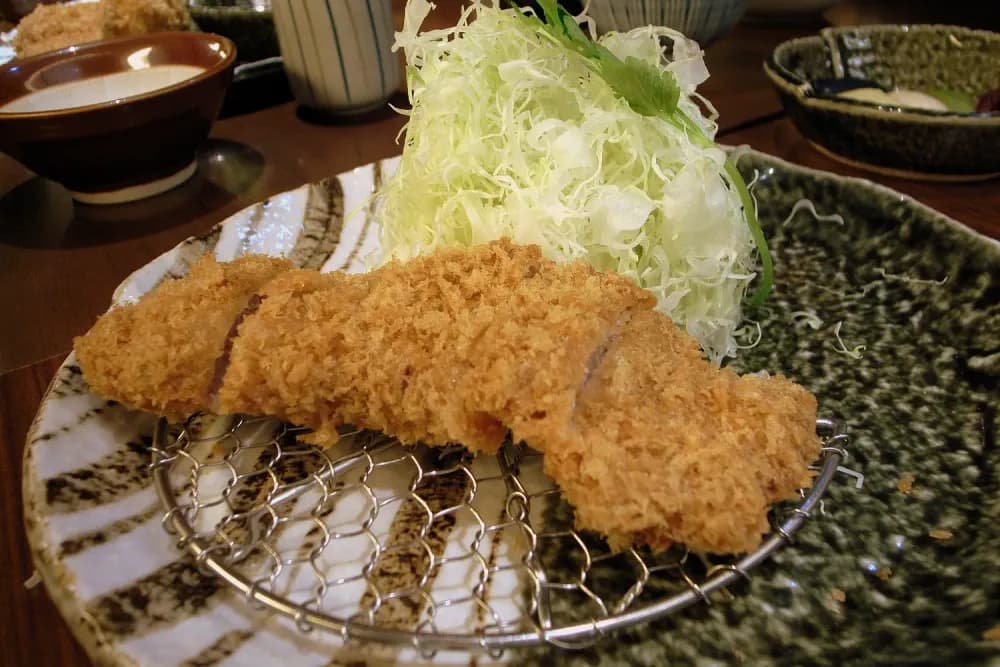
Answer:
587, 0, 748, 46
272, 0, 400, 115
68, 161, 198, 205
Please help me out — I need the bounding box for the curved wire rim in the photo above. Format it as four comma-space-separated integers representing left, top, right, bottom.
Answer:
151, 417, 846, 651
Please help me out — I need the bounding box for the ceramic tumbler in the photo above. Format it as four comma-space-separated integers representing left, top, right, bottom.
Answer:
587, 0, 747, 47
272, 0, 400, 115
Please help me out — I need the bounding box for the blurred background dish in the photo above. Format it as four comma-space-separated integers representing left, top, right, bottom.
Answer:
188, 0, 279, 63
0, 0, 287, 116
272, 0, 399, 117
1, 0, 282, 66
12, 0, 102, 58
587, 0, 748, 47
3, 0, 190, 60
765, 24, 1000, 180
0, 32, 236, 203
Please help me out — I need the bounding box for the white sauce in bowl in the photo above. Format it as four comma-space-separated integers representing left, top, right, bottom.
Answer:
0, 64, 206, 113
837, 87, 949, 112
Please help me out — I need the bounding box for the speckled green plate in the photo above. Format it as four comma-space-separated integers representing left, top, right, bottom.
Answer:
23, 151, 999, 666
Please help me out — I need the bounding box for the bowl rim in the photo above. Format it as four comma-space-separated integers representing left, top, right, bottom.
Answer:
188, 1, 273, 17
0, 31, 237, 121
765, 23, 1000, 124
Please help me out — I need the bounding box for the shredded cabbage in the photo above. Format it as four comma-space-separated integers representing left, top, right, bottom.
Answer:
831, 321, 865, 360
376, 0, 763, 362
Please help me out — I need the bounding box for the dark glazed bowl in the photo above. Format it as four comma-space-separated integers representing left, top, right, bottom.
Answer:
0, 31, 236, 204
189, 0, 279, 64
765, 25, 1000, 181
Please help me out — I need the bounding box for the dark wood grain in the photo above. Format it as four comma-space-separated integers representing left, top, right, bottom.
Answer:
0, 354, 90, 667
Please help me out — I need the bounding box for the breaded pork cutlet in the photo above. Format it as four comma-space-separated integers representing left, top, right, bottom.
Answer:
13, 0, 191, 59
527, 309, 819, 553
101, 0, 189, 38
220, 241, 650, 450
13, 3, 103, 59
74, 240, 820, 554
74, 255, 291, 420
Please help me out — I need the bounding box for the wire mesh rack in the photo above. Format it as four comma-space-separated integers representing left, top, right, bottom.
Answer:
150, 415, 848, 654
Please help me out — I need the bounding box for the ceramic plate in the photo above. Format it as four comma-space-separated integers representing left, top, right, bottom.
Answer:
765, 25, 1000, 181
23, 151, 1000, 666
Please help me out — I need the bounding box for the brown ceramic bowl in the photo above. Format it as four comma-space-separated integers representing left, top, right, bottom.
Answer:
0, 32, 236, 204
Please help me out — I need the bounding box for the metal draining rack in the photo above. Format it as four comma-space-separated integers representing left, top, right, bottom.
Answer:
150, 416, 848, 655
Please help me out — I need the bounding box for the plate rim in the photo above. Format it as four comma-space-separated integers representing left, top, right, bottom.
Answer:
21, 148, 999, 666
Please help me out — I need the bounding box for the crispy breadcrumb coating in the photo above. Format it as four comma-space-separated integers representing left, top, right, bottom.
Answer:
221, 241, 650, 451
74, 255, 291, 420
101, 0, 189, 38
74, 240, 820, 554
13, 3, 103, 59
530, 309, 819, 553
14, 0, 190, 59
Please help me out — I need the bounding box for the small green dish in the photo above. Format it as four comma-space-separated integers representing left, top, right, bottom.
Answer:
765, 24, 1000, 181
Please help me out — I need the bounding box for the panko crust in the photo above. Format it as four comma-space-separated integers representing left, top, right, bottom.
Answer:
74, 254, 291, 421
537, 310, 819, 554
74, 240, 820, 554
220, 240, 652, 450
13, 3, 103, 59
101, 0, 189, 38
14, 0, 191, 59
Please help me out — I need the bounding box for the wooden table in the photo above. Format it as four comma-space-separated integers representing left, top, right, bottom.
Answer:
1, 3, 997, 665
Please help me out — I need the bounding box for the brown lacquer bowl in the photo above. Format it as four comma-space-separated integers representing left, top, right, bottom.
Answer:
0, 32, 236, 204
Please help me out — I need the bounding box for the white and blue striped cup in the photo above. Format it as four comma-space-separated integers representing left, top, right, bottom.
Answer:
272, 0, 400, 115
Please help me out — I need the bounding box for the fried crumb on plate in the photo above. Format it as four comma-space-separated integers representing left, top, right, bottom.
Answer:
13, 3, 102, 58
928, 529, 954, 541
983, 624, 1000, 641
831, 588, 846, 603
876, 567, 893, 582
897, 472, 915, 495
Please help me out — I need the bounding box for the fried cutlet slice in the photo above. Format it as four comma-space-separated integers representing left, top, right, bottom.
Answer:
101, 0, 190, 38
14, 0, 191, 60
74, 254, 292, 420
13, 3, 103, 58
527, 310, 820, 554
74, 240, 820, 554
219, 240, 652, 451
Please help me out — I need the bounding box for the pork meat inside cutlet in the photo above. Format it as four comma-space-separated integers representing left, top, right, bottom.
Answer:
74, 240, 820, 554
